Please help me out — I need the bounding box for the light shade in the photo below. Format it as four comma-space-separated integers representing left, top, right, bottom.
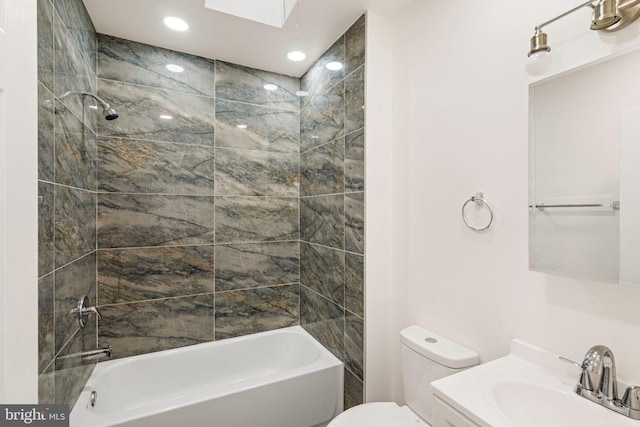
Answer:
591, 0, 621, 29
525, 50, 552, 76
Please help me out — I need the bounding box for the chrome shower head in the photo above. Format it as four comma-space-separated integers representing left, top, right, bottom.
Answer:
103, 107, 119, 121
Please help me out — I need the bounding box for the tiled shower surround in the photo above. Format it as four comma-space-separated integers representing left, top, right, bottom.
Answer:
299, 15, 366, 409
38, 0, 365, 411
95, 34, 301, 355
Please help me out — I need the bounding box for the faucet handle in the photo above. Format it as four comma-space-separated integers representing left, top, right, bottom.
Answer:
622, 386, 640, 411
559, 356, 594, 392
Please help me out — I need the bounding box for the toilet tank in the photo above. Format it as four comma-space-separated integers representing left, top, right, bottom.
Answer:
400, 325, 479, 425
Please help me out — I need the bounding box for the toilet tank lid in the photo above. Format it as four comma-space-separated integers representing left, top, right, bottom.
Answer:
400, 325, 479, 369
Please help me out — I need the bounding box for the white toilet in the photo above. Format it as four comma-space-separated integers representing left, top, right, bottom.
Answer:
328, 325, 479, 427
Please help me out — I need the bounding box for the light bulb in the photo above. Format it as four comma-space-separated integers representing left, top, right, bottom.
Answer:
164, 17, 189, 32
287, 51, 306, 62
525, 51, 552, 76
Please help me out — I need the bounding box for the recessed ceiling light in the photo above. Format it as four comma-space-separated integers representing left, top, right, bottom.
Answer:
236, 124, 248, 129
296, 91, 309, 97
164, 16, 189, 32
326, 61, 343, 71
287, 51, 306, 62
263, 84, 278, 91
159, 114, 173, 120
166, 64, 185, 73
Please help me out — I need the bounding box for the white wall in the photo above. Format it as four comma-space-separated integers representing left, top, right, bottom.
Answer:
364, 10, 395, 402
388, 0, 640, 402
0, 0, 39, 403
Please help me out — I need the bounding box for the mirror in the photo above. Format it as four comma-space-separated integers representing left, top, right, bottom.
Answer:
529, 47, 640, 286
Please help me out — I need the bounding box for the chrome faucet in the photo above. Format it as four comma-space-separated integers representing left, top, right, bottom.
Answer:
582, 345, 618, 401
562, 345, 640, 420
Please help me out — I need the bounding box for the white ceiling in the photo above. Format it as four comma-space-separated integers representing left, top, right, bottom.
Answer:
82, 0, 415, 78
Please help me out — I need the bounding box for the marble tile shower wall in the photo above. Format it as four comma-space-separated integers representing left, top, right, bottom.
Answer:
95, 35, 301, 359
299, 15, 366, 410
37, 0, 99, 406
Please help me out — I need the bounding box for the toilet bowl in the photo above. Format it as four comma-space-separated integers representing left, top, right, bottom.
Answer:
328, 325, 479, 427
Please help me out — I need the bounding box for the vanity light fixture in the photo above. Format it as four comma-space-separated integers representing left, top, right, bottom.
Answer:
526, 0, 640, 76
164, 16, 189, 32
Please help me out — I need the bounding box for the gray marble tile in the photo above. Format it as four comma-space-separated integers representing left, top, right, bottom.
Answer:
214, 284, 299, 340
98, 138, 216, 195
98, 246, 215, 305
39, 182, 54, 278
345, 66, 365, 135
215, 148, 299, 197
215, 242, 299, 292
345, 193, 364, 254
345, 314, 363, 380
53, 0, 96, 73
300, 243, 344, 306
55, 327, 97, 409
38, 0, 54, 92
54, 186, 96, 268
300, 37, 345, 101
300, 195, 344, 249
215, 196, 299, 243
301, 138, 344, 197
345, 253, 364, 318
38, 83, 55, 182
98, 194, 215, 248
39, 274, 55, 375
98, 35, 216, 96
98, 294, 215, 359
344, 367, 363, 410
54, 252, 96, 353
300, 285, 344, 360
55, 110, 97, 191
215, 100, 299, 153
300, 82, 345, 152
53, 11, 97, 131
39, 368, 55, 404
97, 79, 215, 145
345, 15, 366, 77
345, 129, 364, 192
215, 61, 300, 112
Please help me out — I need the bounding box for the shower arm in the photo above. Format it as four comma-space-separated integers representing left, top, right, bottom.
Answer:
58, 91, 113, 109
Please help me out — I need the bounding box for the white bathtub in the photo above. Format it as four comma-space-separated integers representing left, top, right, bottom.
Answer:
70, 326, 343, 427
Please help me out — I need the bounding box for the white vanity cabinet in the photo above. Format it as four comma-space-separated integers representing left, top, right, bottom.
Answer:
433, 395, 481, 427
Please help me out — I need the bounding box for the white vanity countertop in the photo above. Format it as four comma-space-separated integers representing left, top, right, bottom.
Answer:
431, 339, 640, 427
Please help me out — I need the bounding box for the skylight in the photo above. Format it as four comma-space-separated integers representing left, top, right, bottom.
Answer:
204, 0, 298, 28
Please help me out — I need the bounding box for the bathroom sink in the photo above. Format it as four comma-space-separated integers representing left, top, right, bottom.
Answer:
431, 340, 640, 427
493, 382, 622, 427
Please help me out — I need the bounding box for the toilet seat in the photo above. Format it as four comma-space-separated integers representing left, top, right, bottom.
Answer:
328, 402, 430, 427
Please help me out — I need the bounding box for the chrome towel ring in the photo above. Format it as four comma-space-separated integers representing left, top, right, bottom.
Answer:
462, 192, 493, 231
